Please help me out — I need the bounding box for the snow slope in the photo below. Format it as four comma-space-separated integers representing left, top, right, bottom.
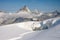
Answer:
19, 24, 60, 40
0, 22, 33, 40
0, 17, 60, 40
8, 17, 60, 40
0, 21, 41, 40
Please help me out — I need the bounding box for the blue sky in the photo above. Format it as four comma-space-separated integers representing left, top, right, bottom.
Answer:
0, 0, 60, 12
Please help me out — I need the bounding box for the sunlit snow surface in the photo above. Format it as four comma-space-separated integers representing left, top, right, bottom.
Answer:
19, 24, 60, 40
0, 17, 60, 40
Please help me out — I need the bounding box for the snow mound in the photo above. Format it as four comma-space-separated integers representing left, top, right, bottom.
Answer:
19, 24, 60, 40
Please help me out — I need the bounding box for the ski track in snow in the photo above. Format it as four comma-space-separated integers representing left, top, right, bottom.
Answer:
8, 31, 34, 40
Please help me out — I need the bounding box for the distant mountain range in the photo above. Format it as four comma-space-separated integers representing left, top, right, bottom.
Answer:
0, 5, 60, 25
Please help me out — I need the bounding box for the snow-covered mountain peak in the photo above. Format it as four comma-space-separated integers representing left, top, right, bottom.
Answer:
17, 5, 31, 13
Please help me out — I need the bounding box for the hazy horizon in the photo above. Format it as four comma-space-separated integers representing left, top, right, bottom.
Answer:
0, 0, 60, 12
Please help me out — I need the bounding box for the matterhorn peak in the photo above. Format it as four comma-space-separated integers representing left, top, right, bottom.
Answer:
21, 5, 31, 12
17, 5, 31, 13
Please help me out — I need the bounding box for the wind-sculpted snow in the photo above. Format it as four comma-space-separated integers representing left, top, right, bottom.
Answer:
32, 17, 60, 31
